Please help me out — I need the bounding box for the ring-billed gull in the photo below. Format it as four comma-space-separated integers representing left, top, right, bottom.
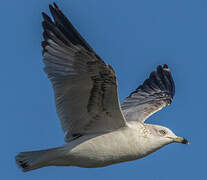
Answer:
15, 3, 189, 172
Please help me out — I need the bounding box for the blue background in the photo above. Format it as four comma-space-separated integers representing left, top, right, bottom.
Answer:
1, 0, 206, 179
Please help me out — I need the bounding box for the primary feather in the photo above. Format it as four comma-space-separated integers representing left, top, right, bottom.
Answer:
121, 64, 175, 123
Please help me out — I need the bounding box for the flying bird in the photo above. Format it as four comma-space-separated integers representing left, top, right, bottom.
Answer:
15, 3, 189, 172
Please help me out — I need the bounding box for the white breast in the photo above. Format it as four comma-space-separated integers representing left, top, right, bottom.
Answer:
64, 124, 157, 168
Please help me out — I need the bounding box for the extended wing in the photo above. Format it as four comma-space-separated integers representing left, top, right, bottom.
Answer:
42, 3, 126, 141
121, 65, 175, 123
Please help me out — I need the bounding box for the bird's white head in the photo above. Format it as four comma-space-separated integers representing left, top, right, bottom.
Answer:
146, 124, 189, 146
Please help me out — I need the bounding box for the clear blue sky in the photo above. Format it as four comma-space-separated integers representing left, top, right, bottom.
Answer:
1, 0, 206, 179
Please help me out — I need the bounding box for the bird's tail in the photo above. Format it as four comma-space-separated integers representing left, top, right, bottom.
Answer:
15, 147, 65, 172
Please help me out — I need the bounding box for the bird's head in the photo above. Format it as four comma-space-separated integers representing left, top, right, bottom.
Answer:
147, 124, 189, 145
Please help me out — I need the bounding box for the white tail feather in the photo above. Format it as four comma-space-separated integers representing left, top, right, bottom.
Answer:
15, 147, 65, 172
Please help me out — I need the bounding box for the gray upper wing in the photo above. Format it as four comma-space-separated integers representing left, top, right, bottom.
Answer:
42, 3, 126, 141
121, 65, 175, 123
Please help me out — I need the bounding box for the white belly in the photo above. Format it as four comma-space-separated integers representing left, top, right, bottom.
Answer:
63, 126, 156, 168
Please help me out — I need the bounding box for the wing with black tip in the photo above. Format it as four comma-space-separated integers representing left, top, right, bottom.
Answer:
121, 65, 175, 123
42, 3, 126, 141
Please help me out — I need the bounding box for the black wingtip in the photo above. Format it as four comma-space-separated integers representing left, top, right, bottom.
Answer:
42, 2, 96, 54
49, 4, 54, 12
42, 12, 52, 22
49, 2, 60, 12
42, 21, 47, 30
130, 64, 175, 100
157, 64, 164, 72
41, 41, 48, 48
42, 12, 45, 17
163, 64, 168, 69
49, 3, 60, 23
53, 2, 59, 9
157, 64, 169, 70
157, 65, 162, 69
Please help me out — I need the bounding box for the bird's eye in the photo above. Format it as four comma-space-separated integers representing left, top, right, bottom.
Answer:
159, 130, 166, 135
